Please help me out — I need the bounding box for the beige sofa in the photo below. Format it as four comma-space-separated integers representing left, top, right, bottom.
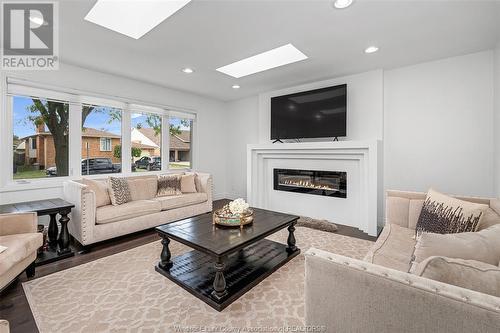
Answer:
305, 190, 500, 333
63, 172, 212, 246
0, 212, 42, 290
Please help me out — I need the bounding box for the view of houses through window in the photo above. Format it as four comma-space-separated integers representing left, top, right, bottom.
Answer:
169, 117, 192, 169
13, 96, 70, 179
11, 90, 194, 181
81, 105, 122, 175
131, 112, 162, 172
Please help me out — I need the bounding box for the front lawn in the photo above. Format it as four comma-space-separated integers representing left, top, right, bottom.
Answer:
13, 170, 47, 179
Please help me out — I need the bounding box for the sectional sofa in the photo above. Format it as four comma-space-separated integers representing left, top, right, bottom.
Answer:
63, 172, 212, 247
305, 190, 500, 332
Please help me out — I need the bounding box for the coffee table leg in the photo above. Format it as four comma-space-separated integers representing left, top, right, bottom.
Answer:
57, 209, 71, 255
159, 236, 173, 269
48, 213, 58, 246
287, 222, 297, 253
211, 257, 228, 300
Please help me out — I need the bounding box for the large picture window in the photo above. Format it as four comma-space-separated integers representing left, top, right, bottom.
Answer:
131, 112, 162, 172
12, 96, 70, 179
81, 105, 122, 175
169, 117, 192, 169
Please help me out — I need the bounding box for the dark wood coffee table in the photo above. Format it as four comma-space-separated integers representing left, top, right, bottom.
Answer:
154, 208, 300, 311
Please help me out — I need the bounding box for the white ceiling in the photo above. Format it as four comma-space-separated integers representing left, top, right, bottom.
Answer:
59, 0, 500, 101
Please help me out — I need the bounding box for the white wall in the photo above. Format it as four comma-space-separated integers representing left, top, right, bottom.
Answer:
494, 44, 500, 197
258, 70, 384, 143
0, 62, 229, 203
384, 51, 495, 197
225, 96, 259, 199
225, 70, 384, 200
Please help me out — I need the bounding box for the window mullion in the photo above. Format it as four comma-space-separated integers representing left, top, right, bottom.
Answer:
122, 106, 132, 174
162, 115, 169, 172
69, 102, 81, 178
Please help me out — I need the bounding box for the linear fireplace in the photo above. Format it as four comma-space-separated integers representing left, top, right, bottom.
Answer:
273, 169, 347, 198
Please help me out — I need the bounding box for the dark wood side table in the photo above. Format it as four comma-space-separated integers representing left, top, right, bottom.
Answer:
0, 198, 75, 266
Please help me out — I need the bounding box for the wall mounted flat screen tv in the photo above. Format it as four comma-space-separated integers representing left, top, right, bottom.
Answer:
271, 84, 347, 140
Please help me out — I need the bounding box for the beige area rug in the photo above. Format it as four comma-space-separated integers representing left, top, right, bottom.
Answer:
23, 227, 373, 333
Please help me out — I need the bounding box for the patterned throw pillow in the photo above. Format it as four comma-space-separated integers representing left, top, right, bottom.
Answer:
108, 177, 132, 206
157, 174, 182, 197
415, 189, 487, 235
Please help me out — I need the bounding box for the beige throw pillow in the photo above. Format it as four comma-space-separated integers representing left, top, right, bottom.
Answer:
410, 224, 500, 272
108, 177, 132, 205
414, 256, 500, 297
82, 178, 111, 207
180, 174, 197, 193
157, 174, 182, 197
415, 188, 487, 235
127, 177, 158, 200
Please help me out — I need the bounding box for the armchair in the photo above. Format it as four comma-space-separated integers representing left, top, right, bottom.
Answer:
0, 212, 43, 291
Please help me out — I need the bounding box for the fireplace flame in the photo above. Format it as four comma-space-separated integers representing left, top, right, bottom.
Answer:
280, 179, 338, 191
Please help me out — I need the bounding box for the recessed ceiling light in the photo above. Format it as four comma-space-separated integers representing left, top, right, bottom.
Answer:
333, 0, 354, 9
84, 0, 191, 39
364, 46, 379, 54
232, 85, 240, 89
216, 44, 308, 78
182, 67, 194, 74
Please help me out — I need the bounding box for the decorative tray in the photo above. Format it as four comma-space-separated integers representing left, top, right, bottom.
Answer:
213, 208, 254, 228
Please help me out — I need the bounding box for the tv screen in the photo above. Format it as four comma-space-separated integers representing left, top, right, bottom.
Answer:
271, 84, 347, 140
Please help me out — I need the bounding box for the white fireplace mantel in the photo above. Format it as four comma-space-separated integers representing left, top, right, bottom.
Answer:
247, 141, 382, 236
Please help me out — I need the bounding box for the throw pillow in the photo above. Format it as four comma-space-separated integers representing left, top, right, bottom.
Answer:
414, 256, 500, 297
180, 174, 197, 193
477, 206, 500, 231
157, 174, 182, 197
81, 178, 111, 207
108, 177, 132, 205
410, 223, 500, 272
415, 188, 487, 235
127, 177, 158, 201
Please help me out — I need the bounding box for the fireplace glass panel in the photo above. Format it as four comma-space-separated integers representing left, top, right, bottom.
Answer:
273, 169, 347, 198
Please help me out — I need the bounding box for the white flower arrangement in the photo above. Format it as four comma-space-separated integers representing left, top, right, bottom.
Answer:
228, 198, 250, 215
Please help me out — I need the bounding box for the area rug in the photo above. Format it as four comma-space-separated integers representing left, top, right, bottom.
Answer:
23, 227, 373, 333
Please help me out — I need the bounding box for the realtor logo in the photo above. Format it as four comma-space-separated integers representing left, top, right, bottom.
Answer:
1, 2, 59, 69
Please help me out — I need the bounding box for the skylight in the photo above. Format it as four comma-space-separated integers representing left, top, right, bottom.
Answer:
84, 0, 191, 39
216, 44, 308, 78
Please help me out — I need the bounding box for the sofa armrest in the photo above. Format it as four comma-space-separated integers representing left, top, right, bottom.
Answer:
63, 180, 96, 246
305, 248, 500, 333
0, 212, 37, 236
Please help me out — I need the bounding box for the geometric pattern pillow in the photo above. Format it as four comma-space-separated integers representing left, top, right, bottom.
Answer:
415, 188, 487, 235
108, 177, 132, 206
157, 174, 182, 197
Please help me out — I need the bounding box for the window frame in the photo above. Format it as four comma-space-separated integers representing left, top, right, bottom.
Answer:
99, 137, 112, 152
0, 75, 197, 192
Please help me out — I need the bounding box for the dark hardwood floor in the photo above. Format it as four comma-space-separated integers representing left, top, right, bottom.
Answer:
0, 199, 375, 333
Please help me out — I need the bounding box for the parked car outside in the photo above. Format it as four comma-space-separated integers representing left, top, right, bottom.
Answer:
134, 156, 161, 171
46, 158, 122, 176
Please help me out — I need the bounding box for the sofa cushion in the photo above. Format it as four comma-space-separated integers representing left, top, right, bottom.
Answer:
363, 224, 416, 272
81, 178, 110, 207
0, 233, 42, 276
410, 224, 500, 272
477, 207, 500, 231
416, 189, 488, 235
154, 193, 208, 211
180, 174, 197, 193
414, 256, 500, 297
96, 200, 161, 224
127, 177, 158, 201
108, 177, 132, 205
